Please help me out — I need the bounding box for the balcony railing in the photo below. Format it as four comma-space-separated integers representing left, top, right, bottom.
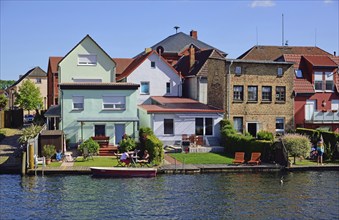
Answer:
306, 111, 339, 123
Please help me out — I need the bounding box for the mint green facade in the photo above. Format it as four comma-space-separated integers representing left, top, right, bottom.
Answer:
61, 89, 138, 145
138, 107, 151, 129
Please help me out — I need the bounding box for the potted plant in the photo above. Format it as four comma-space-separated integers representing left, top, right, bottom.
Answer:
42, 144, 56, 165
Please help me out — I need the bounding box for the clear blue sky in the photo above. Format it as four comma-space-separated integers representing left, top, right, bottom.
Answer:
1, 0, 338, 80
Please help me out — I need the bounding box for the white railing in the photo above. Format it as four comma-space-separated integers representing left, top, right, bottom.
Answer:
310, 111, 339, 123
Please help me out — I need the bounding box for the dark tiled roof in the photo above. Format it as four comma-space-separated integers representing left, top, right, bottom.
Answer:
140, 32, 226, 56
44, 105, 61, 117
10, 66, 47, 87
238, 45, 331, 61
175, 49, 221, 77
139, 96, 224, 113
112, 58, 134, 75
302, 55, 338, 67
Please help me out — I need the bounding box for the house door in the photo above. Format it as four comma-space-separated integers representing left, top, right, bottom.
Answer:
115, 124, 125, 145
247, 122, 257, 138
305, 100, 316, 121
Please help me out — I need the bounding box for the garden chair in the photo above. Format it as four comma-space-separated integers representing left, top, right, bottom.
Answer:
83, 147, 93, 161
34, 155, 46, 168
248, 152, 261, 165
233, 152, 245, 164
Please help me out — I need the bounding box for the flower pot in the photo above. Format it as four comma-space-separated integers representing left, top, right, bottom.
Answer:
46, 158, 51, 165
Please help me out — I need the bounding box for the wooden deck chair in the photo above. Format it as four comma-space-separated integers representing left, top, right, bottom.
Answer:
248, 152, 261, 165
233, 152, 245, 164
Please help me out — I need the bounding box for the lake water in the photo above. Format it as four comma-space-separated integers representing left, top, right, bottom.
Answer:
0, 171, 338, 220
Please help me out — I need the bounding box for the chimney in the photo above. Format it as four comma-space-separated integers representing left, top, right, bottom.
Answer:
334, 51, 336, 56
189, 45, 195, 68
190, 30, 197, 40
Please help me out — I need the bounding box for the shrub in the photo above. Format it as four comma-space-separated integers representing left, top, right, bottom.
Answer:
257, 130, 274, 141
42, 144, 56, 159
145, 134, 164, 165
281, 133, 311, 164
18, 124, 42, 144
78, 138, 100, 155
119, 135, 136, 152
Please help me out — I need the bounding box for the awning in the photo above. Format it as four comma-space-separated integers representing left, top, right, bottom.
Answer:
44, 105, 61, 117
77, 117, 139, 122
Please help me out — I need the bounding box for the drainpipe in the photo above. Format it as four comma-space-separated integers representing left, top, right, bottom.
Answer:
227, 60, 233, 119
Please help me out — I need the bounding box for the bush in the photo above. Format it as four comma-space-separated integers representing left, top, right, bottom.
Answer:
281, 133, 311, 164
78, 138, 100, 155
257, 131, 274, 141
18, 124, 42, 144
145, 134, 164, 166
42, 144, 56, 159
119, 135, 136, 152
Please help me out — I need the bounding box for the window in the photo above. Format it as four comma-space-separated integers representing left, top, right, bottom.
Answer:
248, 86, 258, 102
140, 82, 150, 95
205, 118, 213, 135
314, 72, 323, 91
164, 119, 174, 135
276, 118, 285, 134
262, 86, 272, 102
233, 117, 243, 133
36, 78, 41, 84
195, 118, 213, 135
277, 68, 283, 76
233, 86, 243, 101
166, 82, 171, 94
325, 72, 334, 91
295, 69, 303, 78
72, 96, 84, 110
78, 54, 97, 65
276, 86, 286, 102
331, 100, 339, 111
235, 66, 242, 75
151, 61, 156, 68
102, 96, 125, 110
95, 125, 105, 136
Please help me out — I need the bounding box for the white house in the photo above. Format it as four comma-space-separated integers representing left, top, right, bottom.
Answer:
117, 50, 182, 104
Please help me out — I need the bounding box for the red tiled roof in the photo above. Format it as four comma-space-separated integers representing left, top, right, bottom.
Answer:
49, 57, 63, 73
282, 54, 302, 68
116, 50, 181, 81
238, 46, 331, 61
138, 96, 224, 114
294, 78, 315, 94
303, 55, 337, 67
112, 58, 134, 75
329, 56, 339, 65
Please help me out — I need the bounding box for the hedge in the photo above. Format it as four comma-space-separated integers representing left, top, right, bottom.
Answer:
296, 128, 339, 160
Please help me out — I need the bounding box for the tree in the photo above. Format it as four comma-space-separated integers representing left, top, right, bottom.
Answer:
0, 80, 15, 90
14, 80, 43, 112
0, 94, 7, 110
281, 133, 311, 165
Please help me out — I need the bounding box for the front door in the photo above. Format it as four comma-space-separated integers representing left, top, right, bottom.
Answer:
247, 123, 257, 138
305, 100, 316, 121
115, 124, 125, 145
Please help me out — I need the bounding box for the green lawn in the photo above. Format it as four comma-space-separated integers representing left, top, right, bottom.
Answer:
47, 161, 62, 167
169, 153, 234, 164
289, 157, 339, 166
73, 156, 118, 167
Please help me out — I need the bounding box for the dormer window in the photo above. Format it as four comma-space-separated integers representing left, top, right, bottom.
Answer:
277, 68, 283, 77
235, 66, 242, 75
295, 69, 303, 78
78, 54, 97, 65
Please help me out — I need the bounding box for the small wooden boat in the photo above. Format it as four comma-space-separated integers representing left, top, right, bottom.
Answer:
90, 167, 157, 178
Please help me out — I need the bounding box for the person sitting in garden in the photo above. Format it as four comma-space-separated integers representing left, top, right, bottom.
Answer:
120, 151, 130, 166
137, 150, 150, 164
56, 150, 63, 162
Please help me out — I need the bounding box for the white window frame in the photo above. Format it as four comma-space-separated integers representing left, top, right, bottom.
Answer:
295, 69, 303, 78
78, 54, 97, 66
331, 100, 339, 111
102, 96, 126, 110
325, 72, 334, 92
233, 117, 243, 133
276, 118, 285, 134
314, 72, 323, 91
72, 96, 84, 110
140, 81, 150, 95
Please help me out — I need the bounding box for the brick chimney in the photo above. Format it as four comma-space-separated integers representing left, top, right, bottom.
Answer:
189, 45, 195, 68
190, 30, 197, 40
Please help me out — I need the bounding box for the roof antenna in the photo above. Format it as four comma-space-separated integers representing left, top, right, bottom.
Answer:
282, 13, 284, 46
315, 28, 317, 47
256, 26, 259, 46
174, 26, 180, 33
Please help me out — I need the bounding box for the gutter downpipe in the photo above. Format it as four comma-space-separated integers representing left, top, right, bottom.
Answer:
227, 60, 233, 119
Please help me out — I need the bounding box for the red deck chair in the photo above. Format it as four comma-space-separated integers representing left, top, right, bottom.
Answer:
233, 152, 245, 164
248, 152, 261, 165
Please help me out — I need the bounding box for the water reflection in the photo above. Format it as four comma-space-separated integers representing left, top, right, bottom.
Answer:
0, 171, 338, 219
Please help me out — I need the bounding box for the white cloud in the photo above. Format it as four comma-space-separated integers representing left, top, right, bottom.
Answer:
324, 0, 333, 3
251, 0, 276, 8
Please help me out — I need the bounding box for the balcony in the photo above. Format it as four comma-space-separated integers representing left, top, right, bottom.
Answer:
306, 111, 339, 123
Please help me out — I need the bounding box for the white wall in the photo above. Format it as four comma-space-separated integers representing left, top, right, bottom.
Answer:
127, 53, 182, 104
